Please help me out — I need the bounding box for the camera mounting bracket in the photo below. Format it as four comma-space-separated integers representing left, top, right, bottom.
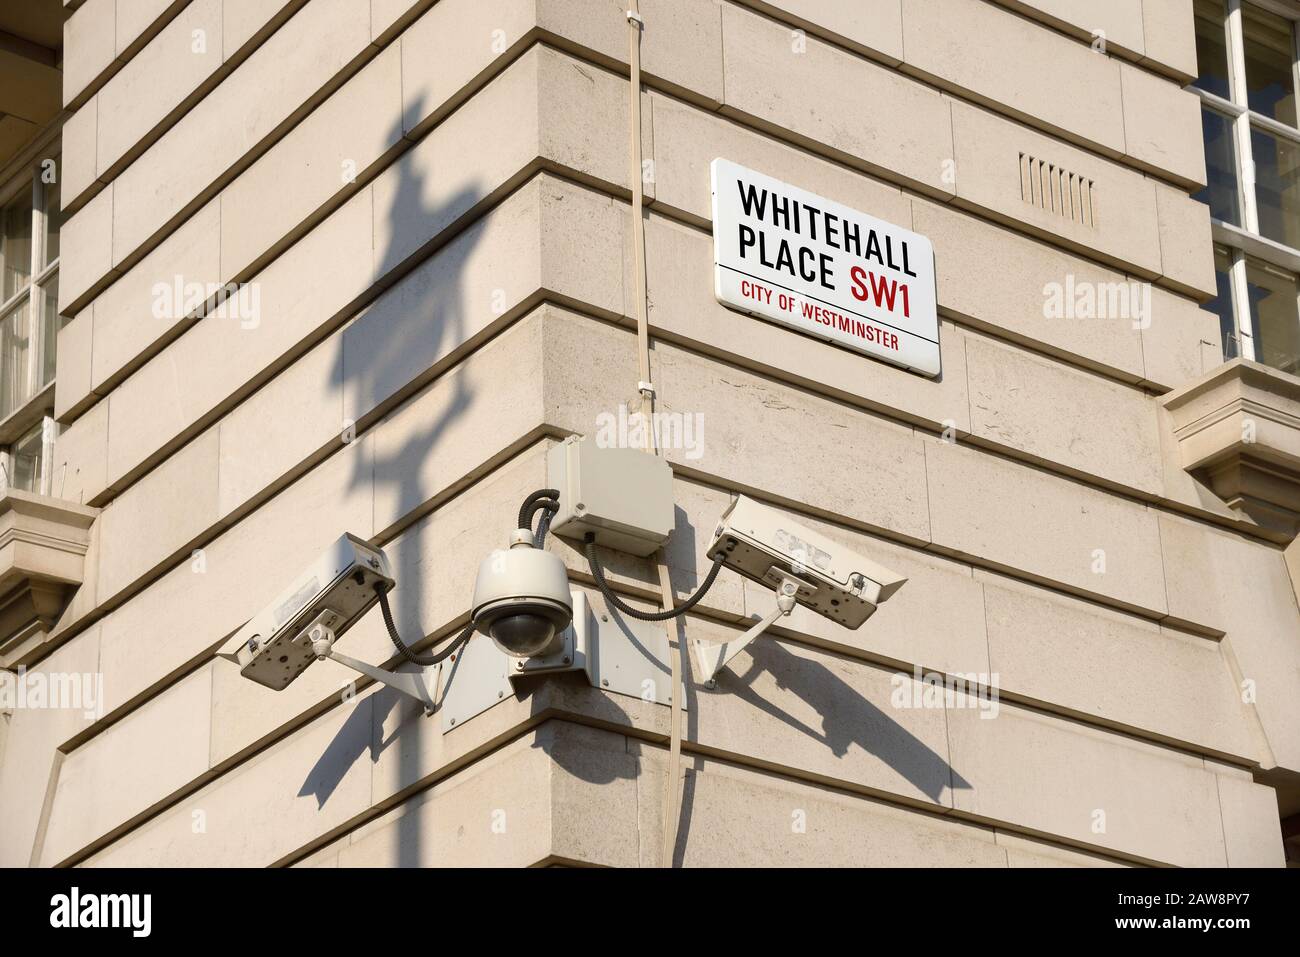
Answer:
302, 612, 437, 715
692, 572, 806, 682
437, 591, 685, 733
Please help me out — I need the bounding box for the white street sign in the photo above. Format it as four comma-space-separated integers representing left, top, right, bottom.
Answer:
711, 158, 940, 377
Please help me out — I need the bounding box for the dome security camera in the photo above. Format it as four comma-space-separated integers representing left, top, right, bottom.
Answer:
471, 529, 573, 658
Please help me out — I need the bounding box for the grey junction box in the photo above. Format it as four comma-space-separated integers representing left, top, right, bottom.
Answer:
547, 435, 675, 556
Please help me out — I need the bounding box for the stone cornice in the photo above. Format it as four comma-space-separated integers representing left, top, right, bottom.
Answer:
1163, 359, 1300, 538
0, 490, 98, 666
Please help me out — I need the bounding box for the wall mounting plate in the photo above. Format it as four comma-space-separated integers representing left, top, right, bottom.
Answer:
436, 590, 686, 733
438, 633, 514, 733
586, 595, 683, 709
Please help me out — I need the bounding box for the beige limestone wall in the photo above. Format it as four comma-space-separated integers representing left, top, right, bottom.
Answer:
4, 0, 1292, 868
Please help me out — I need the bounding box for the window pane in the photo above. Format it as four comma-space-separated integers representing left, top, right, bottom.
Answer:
9, 423, 43, 492
1204, 247, 1238, 360
1196, 108, 1242, 224
42, 165, 61, 268
1247, 261, 1300, 375
1194, 0, 1231, 99
1251, 126, 1300, 248
39, 275, 59, 388
1, 185, 33, 302
1, 300, 30, 419
1243, 3, 1297, 127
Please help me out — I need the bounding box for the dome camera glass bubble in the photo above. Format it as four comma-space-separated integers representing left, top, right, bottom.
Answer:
489, 613, 557, 657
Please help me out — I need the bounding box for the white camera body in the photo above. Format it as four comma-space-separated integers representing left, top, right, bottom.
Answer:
471, 534, 573, 658
218, 533, 394, 690
708, 496, 906, 628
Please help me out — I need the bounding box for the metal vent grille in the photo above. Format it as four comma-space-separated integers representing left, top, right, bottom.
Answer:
1020, 153, 1095, 227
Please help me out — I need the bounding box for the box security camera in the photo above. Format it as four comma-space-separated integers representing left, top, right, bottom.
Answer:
218, 533, 394, 690
708, 496, 906, 628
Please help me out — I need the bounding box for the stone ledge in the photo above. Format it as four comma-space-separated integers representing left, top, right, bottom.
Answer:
0, 490, 99, 667
1162, 358, 1300, 538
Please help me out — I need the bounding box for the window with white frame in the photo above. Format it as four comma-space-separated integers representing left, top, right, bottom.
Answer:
1193, 0, 1300, 375
0, 153, 62, 496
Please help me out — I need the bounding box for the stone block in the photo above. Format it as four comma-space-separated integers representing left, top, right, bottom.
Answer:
1141, 284, 1221, 391
41, 666, 213, 866
902, 0, 1126, 155
912, 198, 1146, 382
982, 574, 1257, 759
59, 100, 98, 206
1141, 0, 1197, 81
635, 747, 1005, 867
219, 44, 402, 278
89, 198, 221, 396
950, 99, 1163, 278
344, 176, 547, 419
648, 89, 910, 227
399, 0, 536, 135
215, 338, 345, 519
58, 185, 114, 315
84, 689, 373, 866
0, 629, 100, 866
47, 398, 109, 505
96, 0, 224, 181
54, 310, 94, 422
1154, 180, 1217, 300
721, 2, 954, 198
963, 332, 1164, 495
64, 0, 116, 107
1159, 511, 1300, 773
947, 696, 1228, 865
1119, 61, 1206, 188
925, 435, 1168, 614
1214, 771, 1286, 867
95, 428, 221, 601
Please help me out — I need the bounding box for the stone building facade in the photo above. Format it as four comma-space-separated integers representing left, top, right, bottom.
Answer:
1, 0, 1298, 867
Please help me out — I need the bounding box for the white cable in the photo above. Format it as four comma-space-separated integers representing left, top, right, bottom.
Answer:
625, 0, 685, 868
